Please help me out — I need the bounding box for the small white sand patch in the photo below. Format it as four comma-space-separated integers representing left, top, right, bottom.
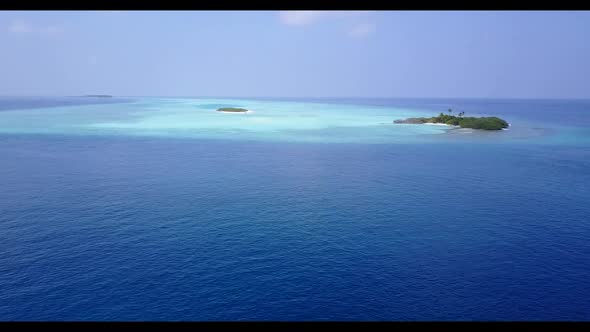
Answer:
218, 110, 255, 114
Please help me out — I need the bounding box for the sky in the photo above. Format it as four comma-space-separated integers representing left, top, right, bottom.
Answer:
0, 10, 589, 98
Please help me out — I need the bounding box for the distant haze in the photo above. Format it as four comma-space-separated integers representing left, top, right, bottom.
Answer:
1, 11, 589, 99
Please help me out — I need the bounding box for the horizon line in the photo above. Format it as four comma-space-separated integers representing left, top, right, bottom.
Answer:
1, 94, 590, 101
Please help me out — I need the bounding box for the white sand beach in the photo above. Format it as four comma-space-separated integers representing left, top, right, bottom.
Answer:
218, 110, 254, 114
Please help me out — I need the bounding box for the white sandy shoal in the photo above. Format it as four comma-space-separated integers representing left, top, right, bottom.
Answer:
218, 110, 255, 114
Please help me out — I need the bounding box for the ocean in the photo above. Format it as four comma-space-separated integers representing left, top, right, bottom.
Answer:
1, 97, 589, 321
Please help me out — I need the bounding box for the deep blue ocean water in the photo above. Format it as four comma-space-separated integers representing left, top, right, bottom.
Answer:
1, 97, 589, 321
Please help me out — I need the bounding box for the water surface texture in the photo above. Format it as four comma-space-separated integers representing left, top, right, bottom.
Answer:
1, 97, 589, 320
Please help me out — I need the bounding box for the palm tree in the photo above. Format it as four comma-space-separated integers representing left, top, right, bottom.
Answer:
448, 108, 453, 114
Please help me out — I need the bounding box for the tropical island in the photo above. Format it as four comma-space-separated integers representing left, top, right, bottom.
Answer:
394, 109, 509, 130
217, 107, 249, 113
83, 95, 113, 98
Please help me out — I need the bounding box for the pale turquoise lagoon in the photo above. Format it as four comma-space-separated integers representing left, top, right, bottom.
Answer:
2, 97, 579, 144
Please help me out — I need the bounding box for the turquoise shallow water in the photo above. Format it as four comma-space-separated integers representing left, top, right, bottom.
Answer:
0, 97, 449, 143
0, 98, 590, 144
1, 97, 590, 321
3, 97, 585, 144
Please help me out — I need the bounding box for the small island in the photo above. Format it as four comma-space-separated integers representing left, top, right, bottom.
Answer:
217, 107, 249, 113
394, 109, 509, 130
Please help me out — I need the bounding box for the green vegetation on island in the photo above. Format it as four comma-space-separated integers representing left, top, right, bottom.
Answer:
394, 109, 509, 130
217, 107, 249, 113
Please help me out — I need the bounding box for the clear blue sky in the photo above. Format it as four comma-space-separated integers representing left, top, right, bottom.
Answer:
1, 10, 589, 98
